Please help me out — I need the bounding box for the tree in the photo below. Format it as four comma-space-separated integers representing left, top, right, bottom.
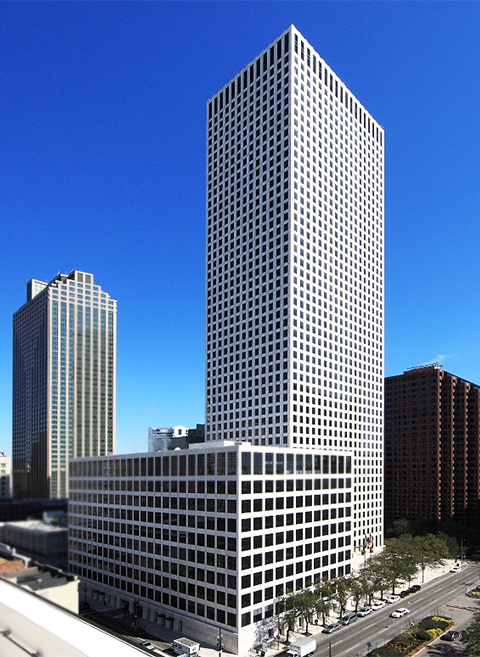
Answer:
331, 576, 351, 617
463, 612, 480, 656
284, 589, 319, 636
314, 597, 333, 627
314, 578, 335, 625
389, 532, 451, 583
414, 533, 450, 574
348, 570, 371, 611
385, 518, 411, 538
436, 531, 459, 559
362, 553, 391, 600
383, 540, 418, 592
365, 542, 418, 595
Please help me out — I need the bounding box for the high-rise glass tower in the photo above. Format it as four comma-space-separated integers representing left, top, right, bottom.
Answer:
206, 25, 384, 550
13, 270, 116, 499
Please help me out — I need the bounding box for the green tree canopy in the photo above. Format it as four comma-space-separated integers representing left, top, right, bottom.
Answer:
284, 589, 319, 635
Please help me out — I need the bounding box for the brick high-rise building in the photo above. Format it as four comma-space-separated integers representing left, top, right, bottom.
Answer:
384, 364, 480, 527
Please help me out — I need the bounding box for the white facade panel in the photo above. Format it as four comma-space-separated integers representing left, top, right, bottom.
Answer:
69, 445, 352, 655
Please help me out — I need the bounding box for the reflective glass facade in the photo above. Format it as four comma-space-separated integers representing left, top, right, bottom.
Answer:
13, 270, 116, 498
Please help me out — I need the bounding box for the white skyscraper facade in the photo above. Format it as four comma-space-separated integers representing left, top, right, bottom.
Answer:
13, 270, 117, 499
206, 25, 384, 550
68, 26, 384, 656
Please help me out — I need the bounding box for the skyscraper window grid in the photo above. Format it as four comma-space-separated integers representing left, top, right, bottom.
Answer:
13, 270, 117, 499
205, 25, 384, 550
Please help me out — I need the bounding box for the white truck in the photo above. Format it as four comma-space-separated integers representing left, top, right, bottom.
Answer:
172, 638, 200, 656
286, 637, 317, 657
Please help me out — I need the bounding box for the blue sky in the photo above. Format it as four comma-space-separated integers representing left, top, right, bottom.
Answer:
1, 1, 480, 455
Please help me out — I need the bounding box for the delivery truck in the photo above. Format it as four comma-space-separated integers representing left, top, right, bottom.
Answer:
172, 638, 200, 656
286, 637, 317, 657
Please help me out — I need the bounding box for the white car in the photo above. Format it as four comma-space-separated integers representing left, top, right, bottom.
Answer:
390, 607, 410, 618
371, 600, 386, 610
357, 607, 373, 617
139, 641, 156, 651
450, 565, 462, 573
385, 594, 401, 604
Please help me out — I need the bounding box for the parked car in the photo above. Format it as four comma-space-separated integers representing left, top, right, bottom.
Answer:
385, 594, 400, 604
371, 600, 386, 610
390, 608, 410, 618
341, 614, 358, 626
357, 607, 373, 617
399, 589, 411, 598
442, 630, 460, 641
322, 622, 342, 634
409, 585, 421, 593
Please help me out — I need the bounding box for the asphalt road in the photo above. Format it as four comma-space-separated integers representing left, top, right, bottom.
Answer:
313, 564, 480, 657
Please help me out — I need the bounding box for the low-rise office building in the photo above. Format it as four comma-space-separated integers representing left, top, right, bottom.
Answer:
69, 442, 353, 655
3, 519, 68, 568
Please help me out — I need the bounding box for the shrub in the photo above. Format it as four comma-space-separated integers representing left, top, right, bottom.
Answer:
417, 628, 444, 641
368, 649, 401, 657
423, 628, 443, 640
418, 616, 452, 632
430, 616, 451, 630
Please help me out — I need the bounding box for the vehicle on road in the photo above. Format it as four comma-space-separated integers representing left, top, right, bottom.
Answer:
450, 565, 462, 573
390, 608, 410, 618
371, 600, 386, 610
409, 585, 421, 593
172, 638, 200, 656
140, 641, 156, 650
399, 589, 411, 598
442, 630, 460, 641
385, 594, 400, 604
341, 613, 358, 625
286, 637, 317, 657
357, 607, 373, 617
322, 622, 342, 634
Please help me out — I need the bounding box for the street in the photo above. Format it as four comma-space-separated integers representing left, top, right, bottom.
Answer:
312, 564, 480, 656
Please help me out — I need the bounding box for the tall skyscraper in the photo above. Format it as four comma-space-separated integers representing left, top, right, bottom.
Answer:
68, 26, 384, 655
13, 270, 116, 499
206, 25, 384, 550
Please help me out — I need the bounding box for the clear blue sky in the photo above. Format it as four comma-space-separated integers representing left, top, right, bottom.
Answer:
1, 1, 479, 455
